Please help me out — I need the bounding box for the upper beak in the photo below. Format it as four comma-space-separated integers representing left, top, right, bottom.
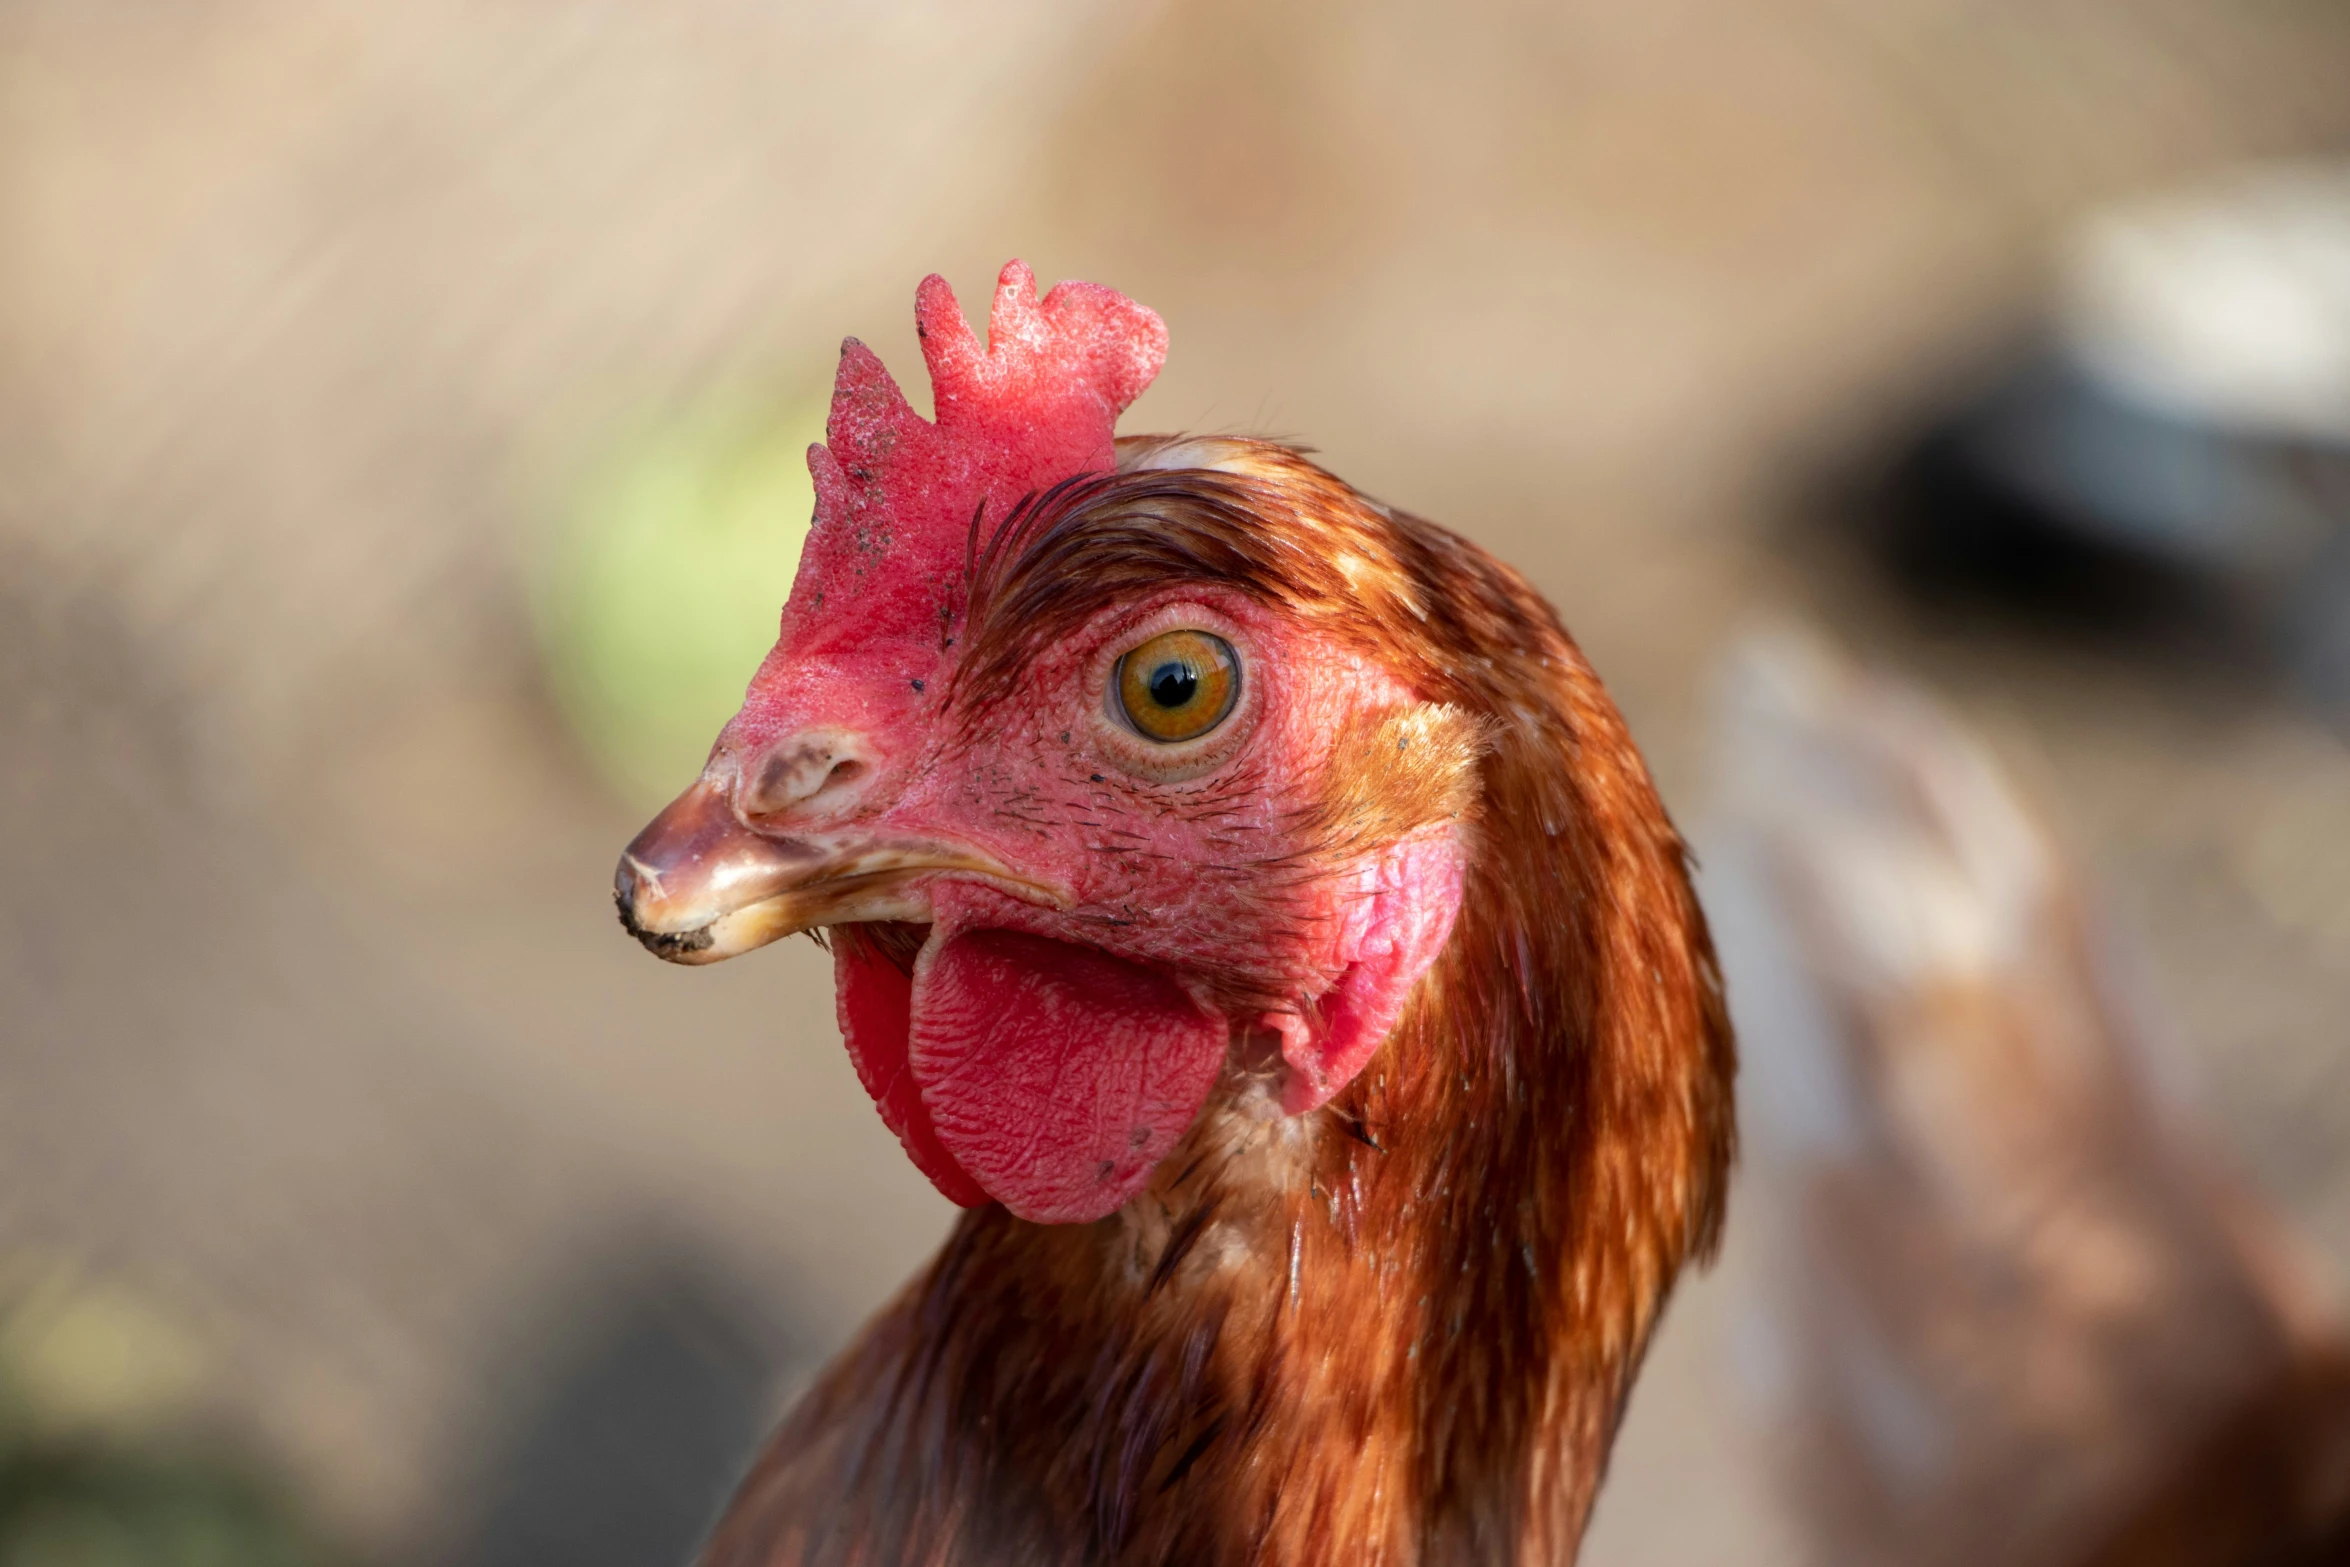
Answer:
613, 776, 1052, 965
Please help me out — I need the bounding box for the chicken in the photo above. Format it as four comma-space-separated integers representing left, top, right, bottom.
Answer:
613, 262, 1735, 1566
1711, 631, 2350, 1567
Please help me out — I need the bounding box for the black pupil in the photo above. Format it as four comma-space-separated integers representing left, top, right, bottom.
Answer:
1147, 660, 1198, 709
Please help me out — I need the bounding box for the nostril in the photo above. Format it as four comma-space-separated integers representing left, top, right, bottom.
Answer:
752, 750, 801, 806
736, 731, 879, 821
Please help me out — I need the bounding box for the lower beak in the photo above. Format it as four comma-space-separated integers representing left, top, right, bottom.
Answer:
613, 777, 1047, 964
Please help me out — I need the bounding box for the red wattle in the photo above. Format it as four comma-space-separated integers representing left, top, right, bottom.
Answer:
908, 929, 1228, 1225
836, 940, 989, 1209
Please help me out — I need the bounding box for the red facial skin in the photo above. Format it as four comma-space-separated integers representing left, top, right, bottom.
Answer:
719, 587, 1462, 1223
620, 264, 1465, 1226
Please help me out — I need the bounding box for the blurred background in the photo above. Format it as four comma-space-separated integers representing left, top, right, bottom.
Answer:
3, 2, 2347, 1563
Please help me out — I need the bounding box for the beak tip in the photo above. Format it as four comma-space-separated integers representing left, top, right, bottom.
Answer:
613, 880, 719, 963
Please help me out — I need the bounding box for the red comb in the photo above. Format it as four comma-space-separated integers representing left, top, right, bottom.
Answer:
781, 261, 1167, 659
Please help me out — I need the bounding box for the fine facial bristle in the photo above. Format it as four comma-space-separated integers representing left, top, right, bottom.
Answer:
785, 262, 1168, 658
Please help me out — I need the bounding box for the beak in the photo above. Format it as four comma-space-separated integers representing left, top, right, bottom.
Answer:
613, 776, 1054, 965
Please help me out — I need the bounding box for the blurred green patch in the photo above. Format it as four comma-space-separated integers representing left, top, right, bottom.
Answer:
532, 391, 825, 810
0, 1258, 345, 1567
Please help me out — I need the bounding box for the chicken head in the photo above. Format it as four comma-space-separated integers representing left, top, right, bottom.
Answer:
615, 264, 1478, 1225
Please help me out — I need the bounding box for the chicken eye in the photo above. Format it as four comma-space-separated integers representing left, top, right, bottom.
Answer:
1114, 630, 1239, 743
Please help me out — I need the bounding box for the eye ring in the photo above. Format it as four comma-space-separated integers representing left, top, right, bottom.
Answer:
1114, 629, 1240, 743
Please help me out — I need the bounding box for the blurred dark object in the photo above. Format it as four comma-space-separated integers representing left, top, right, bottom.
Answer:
1713, 631, 2350, 1567
1862, 163, 2350, 710
447, 1249, 800, 1567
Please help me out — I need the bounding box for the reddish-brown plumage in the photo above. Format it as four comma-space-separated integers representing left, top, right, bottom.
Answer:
696, 440, 1736, 1567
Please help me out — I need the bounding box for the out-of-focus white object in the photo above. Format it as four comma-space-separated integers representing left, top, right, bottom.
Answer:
1884, 163, 2350, 718
2061, 164, 2350, 446
1949, 164, 2350, 578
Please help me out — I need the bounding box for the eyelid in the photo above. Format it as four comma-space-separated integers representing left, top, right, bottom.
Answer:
1085, 601, 1260, 782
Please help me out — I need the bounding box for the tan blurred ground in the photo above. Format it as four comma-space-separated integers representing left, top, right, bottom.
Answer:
3, 3, 2347, 1561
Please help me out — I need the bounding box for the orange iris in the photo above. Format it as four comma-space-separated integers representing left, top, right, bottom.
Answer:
1115, 630, 1239, 743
